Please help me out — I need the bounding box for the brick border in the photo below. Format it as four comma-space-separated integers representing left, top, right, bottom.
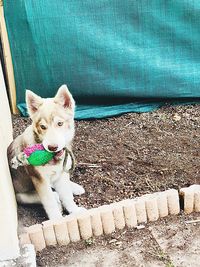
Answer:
19, 185, 200, 252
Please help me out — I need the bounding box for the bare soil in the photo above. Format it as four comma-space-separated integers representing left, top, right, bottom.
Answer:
36, 224, 168, 267
12, 104, 200, 226
36, 213, 200, 267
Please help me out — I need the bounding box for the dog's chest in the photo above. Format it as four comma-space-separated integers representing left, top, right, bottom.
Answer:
36, 163, 63, 184
35, 154, 72, 185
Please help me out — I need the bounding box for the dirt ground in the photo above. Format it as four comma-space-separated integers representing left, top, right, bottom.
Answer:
12, 104, 200, 226
36, 213, 200, 267
11, 104, 200, 266
36, 219, 172, 267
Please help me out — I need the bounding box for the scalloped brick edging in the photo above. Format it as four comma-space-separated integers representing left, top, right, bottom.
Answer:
19, 185, 200, 252
180, 184, 200, 214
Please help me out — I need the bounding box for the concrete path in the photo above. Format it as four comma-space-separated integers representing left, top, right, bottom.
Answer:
64, 239, 166, 267
150, 216, 200, 267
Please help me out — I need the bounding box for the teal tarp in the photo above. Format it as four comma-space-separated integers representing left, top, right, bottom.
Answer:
4, 0, 200, 119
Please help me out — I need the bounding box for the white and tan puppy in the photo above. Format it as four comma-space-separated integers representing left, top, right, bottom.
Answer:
8, 85, 85, 219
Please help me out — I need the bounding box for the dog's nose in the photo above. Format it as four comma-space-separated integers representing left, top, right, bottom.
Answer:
48, 145, 58, 152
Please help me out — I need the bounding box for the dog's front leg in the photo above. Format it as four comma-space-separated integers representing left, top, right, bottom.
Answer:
31, 176, 63, 219
54, 173, 85, 214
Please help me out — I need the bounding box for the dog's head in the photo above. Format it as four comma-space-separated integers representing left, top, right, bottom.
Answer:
26, 85, 75, 152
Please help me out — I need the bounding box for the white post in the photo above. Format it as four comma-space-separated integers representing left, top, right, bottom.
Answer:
0, 61, 19, 261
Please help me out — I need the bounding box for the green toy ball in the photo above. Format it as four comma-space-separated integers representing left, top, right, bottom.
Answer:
23, 144, 54, 166
12, 144, 75, 172
27, 150, 54, 166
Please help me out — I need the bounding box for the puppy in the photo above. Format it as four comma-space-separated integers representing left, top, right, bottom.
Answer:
8, 85, 85, 219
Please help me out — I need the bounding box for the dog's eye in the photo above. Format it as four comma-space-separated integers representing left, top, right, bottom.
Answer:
40, 125, 47, 130
57, 121, 63, 127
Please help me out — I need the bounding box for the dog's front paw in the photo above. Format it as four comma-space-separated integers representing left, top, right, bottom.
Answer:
70, 181, 85, 196
11, 153, 28, 169
11, 156, 21, 169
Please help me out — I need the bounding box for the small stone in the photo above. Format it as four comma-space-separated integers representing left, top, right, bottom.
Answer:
136, 225, 145, 230
108, 239, 117, 244
173, 114, 181, 121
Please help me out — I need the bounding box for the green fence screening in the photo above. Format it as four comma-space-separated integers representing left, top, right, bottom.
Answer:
4, 0, 200, 119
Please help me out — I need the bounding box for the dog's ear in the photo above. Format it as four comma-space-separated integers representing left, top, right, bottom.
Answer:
26, 90, 43, 116
54, 84, 75, 111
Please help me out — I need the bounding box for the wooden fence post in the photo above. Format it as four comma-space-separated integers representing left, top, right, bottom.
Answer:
0, 0, 18, 114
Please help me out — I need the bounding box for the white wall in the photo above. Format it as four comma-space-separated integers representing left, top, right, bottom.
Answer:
0, 62, 19, 261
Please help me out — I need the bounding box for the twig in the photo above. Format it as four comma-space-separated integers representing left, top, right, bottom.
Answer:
145, 177, 155, 191
119, 122, 133, 133
185, 219, 200, 224
79, 163, 102, 168
124, 122, 133, 128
